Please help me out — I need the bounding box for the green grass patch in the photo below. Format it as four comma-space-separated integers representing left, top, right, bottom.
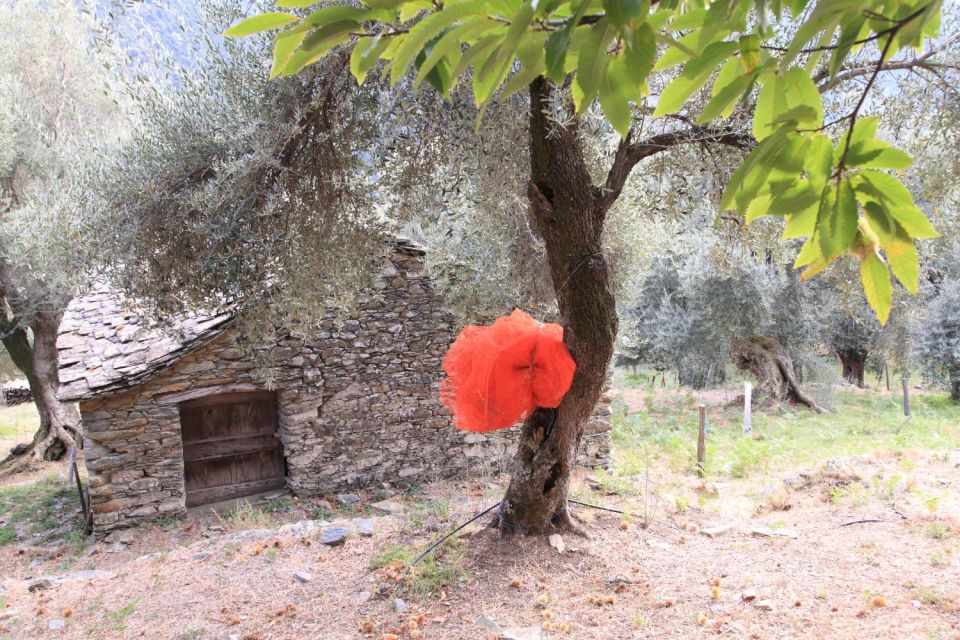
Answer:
0, 473, 82, 544
370, 537, 468, 596
613, 390, 960, 479
0, 403, 39, 440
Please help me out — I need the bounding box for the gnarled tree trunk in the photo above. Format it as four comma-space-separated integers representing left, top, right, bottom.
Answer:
837, 349, 866, 388
730, 334, 823, 412
0, 311, 80, 466
496, 79, 617, 535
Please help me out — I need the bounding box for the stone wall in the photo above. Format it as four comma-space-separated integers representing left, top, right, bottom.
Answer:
80, 245, 612, 534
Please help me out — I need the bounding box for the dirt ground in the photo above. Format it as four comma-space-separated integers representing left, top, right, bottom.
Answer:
1, 443, 958, 640
2, 384, 959, 640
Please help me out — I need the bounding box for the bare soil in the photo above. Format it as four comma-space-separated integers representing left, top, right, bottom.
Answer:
1, 443, 958, 640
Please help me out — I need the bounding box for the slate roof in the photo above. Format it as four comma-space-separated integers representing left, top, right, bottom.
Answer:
56, 238, 427, 402
56, 286, 233, 402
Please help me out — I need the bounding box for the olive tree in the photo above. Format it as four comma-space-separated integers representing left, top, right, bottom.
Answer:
211, 0, 949, 535
0, 0, 123, 463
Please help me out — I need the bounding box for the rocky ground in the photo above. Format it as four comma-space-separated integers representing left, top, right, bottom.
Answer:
1, 445, 958, 640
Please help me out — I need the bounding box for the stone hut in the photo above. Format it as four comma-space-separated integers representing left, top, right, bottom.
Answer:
57, 240, 612, 535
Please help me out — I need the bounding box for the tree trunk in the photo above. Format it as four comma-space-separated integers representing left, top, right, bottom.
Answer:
950, 378, 960, 403
730, 334, 823, 412
0, 311, 80, 465
496, 79, 617, 535
837, 349, 866, 388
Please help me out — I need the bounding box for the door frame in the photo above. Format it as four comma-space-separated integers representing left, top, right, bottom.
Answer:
177, 390, 287, 507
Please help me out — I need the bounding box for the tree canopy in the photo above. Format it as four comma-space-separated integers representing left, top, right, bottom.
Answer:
229, 0, 945, 324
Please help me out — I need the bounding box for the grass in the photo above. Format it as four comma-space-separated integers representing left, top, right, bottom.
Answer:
219, 501, 274, 530
108, 597, 140, 631
370, 537, 468, 596
0, 473, 82, 545
0, 402, 39, 441
613, 390, 960, 480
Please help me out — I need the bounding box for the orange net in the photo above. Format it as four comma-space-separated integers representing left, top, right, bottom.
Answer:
440, 309, 576, 432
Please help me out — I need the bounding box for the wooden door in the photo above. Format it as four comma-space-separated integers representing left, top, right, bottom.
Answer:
179, 391, 286, 507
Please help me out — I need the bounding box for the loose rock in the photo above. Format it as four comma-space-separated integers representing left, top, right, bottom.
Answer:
548, 534, 565, 554
701, 525, 731, 538
394, 597, 408, 614
751, 527, 798, 539
370, 500, 406, 515
293, 571, 313, 583
500, 626, 542, 640
48, 618, 65, 631
741, 590, 757, 602
355, 519, 375, 537
104, 530, 135, 545
27, 578, 53, 592
755, 599, 775, 611
337, 493, 361, 506
478, 613, 500, 633
319, 527, 348, 546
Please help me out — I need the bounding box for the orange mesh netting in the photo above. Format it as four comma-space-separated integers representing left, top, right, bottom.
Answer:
440, 309, 576, 432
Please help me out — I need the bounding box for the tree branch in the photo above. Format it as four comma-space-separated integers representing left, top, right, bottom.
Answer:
600, 126, 753, 212
816, 49, 956, 92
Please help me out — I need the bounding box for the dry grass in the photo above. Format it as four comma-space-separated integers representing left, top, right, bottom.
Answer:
0, 388, 957, 639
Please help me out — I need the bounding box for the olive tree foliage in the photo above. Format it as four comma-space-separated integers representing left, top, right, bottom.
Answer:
917, 245, 960, 399
88, 0, 556, 343
0, 0, 125, 463
622, 240, 822, 388
87, 2, 388, 336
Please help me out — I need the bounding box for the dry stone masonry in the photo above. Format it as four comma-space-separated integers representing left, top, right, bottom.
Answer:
58, 240, 611, 535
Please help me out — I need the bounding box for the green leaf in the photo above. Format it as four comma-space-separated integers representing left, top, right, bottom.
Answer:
884, 231, 920, 294
271, 28, 308, 78
545, 26, 572, 83
303, 6, 373, 25
856, 170, 940, 238
846, 139, 912, 169
753, 67, 822, 140
473, 1, 536, 106
816, 179, 857, 258
604, 0, 650, 30
225, 13, 298, 37
653, 40, 738, 117
783, 202, 818, 238
388, 0, 486, 85
696, 69, 752, 123
768, 179, 819, 216
805, 134, 833, 189
414, 18, 493, 91
718, 125, 789, 212
277, 0, 319, 7
283, 21, 358, 75
575, 19, 616, 112
599, 54, 633, 136
623, 22, 657, 90
860, 252, 892, 325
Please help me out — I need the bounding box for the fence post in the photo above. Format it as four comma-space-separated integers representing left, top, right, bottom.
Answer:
696, 404, 706, 477
743, 381, 752, 435
902, 374, 910, 417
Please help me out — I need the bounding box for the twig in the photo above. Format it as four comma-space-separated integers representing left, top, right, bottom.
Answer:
409, 501, 501, 566
839, 518, 885, 527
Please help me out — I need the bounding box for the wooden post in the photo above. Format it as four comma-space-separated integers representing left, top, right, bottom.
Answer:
661, 372, 665, 388
696, 404, 706, 477
885, 365, 890, 392
902, 374, 910, 417
743, 381, 752, 435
